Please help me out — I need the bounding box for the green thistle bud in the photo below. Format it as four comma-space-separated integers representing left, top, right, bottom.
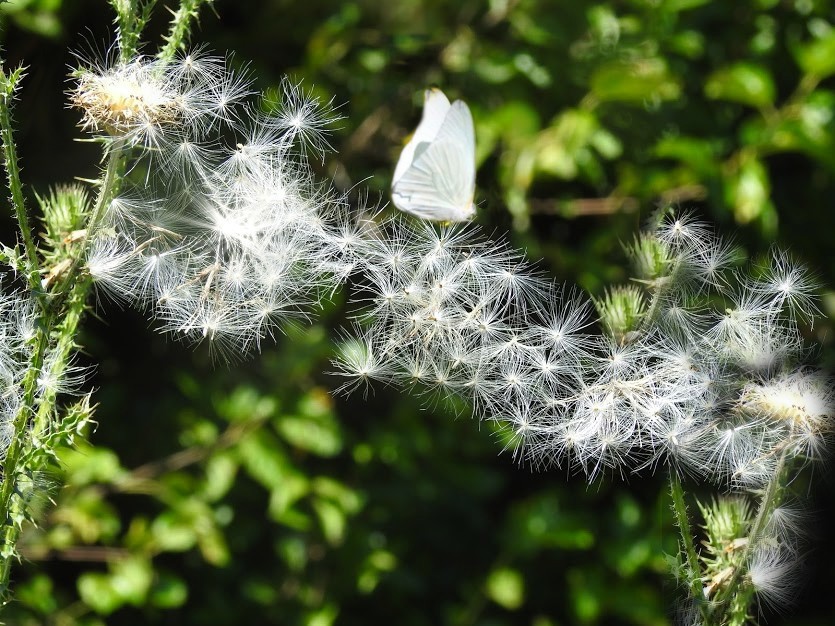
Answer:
593, 285, 646, 344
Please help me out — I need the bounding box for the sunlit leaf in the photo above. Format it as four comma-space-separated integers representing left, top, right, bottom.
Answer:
724, 154, 771, 223
149, 573, 188, 609
109, 556, 153, 606
705, 62, 775, 109
793, 31, 835, 78
78, 573, 121, 615
486, 567, 525, 610
590, 58, 681, 104
151, 510, 197, 552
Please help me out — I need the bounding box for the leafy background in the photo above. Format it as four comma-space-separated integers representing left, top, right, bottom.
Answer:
1, 0, 834, 624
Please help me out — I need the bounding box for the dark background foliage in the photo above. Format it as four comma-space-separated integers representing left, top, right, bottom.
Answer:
1, 0, 834, 624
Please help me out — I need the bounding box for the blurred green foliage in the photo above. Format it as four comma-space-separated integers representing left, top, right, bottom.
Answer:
1, 0, 834, 624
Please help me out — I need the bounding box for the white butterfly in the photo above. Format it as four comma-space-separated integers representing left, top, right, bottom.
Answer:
391, 88, 476, 222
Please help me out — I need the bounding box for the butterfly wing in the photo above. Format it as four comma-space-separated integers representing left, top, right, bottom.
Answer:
392, 88, 451, 184
391, 141, 475, 222
435, 100, 475, 164
392, 99, 476, 222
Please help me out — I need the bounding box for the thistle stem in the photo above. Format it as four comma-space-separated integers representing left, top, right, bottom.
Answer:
0, 69, 40, 295
711, 446, 790, 625
158, 0, 212, 63
0, 139, 124, 602
669, 471, 709, 623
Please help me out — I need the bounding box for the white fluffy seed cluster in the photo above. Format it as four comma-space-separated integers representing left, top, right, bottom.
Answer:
67, 49, 831, 619
77, 53, 354, 359
71, 52, 832, 485
0, 291, 37, 458
335, 213, 833, 485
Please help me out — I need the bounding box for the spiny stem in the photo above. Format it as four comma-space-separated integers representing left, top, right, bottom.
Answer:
711, 446, 791, 625
0, 68, 40, 295
0, 138, 125, 602
86, 147, 124, 239
33, 277, 93, 437
158, 0, 214, 63
0, 320, 50, 594
669, 471, 709, 623
110, 0, 157, 63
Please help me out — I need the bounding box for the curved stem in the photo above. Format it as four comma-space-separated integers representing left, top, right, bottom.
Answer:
0, 69, 40, 296
0, 143, 125, 600
158, 0, 213, 63
669, 471, 709, 623
86, 148, 124, 240
0, 323, 50, 595
711, 446, 790, 625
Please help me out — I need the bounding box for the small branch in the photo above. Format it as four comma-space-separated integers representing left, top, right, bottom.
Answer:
19, 544, 130, 563
528, 196, 639, 217
105, 414, 266, 495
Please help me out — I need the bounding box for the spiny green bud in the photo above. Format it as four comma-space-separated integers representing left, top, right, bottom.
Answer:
697, 497, 752, 600
593, 285, 646, 344
625, 233, 671, 282
37, 184, 91, 249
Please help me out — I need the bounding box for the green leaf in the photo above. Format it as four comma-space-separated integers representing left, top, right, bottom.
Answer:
357, 549, 397, 593
305, 602, 339, 626
724, 154, 772, 224
532, 109, 619, 184
311, 476, 363, 513
219, 386, 277, 423
506, 493, 596, 553
705, 63, 775, 109
653, 136, 709, 163
61, 444, 126, 486
151, 510, 198, 552
654, 135, 722, 176
268, 475, 311, 523
662, 0, 711, 10
668, 30, 705, 59
473, 55, 517, 84
17, 574, 57, 614
793, 31, 835, 78
149, 573, 188, 609
568, 570, 602, 622
277, 415, 342, 457
202, 452, 238, 502
312, 498, 347, 545
60, 489, 121, 543
590, 58, 681, 104
513, 53, 551, 87
196, 523, 230, 566
238, 429, 291, 490
78, 573, 122, 615
486, 567, 525, 610
109, 556, 153, 606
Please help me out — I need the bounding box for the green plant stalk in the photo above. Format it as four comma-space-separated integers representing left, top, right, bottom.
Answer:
638, 249, 710, 620
710, 445, 791, 625
111, 0, 157, 63
33, 276, 93, 437
0, 70, 41, 296
0, 325, 50, 597
0, 0, 211, 604
158, 0, 213, 63
0, 280, 93, 600
669, 472, 710, 623
86, 147, 125, 238
0, 143, 125, 599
